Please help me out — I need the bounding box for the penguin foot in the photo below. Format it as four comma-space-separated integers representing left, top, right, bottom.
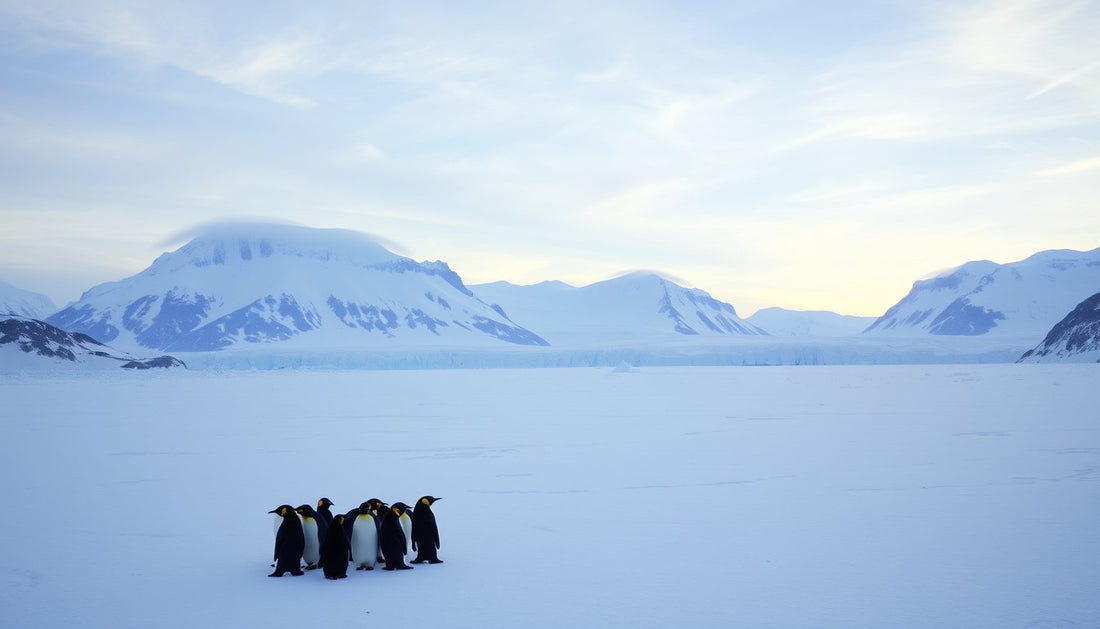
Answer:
410, 559, 425, 564
305, 564, 318, 571
397, 565, 414, 570
356, 566, 366, 571
268, 572, 282, 577
291, 570, 304, 576
383, 567, 395, 571
428, 559, 443, 564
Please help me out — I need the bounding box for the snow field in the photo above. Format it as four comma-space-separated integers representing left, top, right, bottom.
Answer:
1, 365, 1098, 628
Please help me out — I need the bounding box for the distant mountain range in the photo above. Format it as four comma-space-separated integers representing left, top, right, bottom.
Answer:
865, 248, 1100, 340
3, 222, 1099, 366
471, 273, 764, 345
745, 307, 875, 337
1, 279, 57, 319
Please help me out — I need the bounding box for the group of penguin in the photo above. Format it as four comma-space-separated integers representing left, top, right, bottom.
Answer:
269, 496, 443, 580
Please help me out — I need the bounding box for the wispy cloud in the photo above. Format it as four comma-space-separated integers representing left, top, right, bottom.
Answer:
1, 1, 1098, 314
1036, 156, 1100, 177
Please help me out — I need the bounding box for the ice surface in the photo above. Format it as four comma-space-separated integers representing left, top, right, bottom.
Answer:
2, 365, 1098, 628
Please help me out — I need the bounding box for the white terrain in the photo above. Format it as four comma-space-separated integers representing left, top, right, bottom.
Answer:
1, 364, 1097, 628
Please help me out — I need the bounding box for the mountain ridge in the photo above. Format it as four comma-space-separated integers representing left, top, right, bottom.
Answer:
865, 247, 1100, 339
1019, 292, 1100, 363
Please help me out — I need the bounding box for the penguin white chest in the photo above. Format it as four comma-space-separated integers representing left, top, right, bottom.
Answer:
399, 513, 413, 556
350, 515, 378, 568
301, 518, 320, 565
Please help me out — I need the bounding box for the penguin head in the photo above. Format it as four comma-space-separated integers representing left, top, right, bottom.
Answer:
269, 504, 295, 517
296, 504, 317, 519
333, 514, 346, 526
362, 498, 385, 515
418, 496, 440, 507
390, 502, 411, 517
317, 497, 334, 510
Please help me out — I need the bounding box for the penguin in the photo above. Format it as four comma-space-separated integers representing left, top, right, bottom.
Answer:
349, 501, 379, 571
295, 505, 321, 570
410, 496, 443, 564
316, 497, 335, 527
270, 506, 303, 567
320, 514, 351, 580
268, 505, 305, 577
379, 503, 414, 571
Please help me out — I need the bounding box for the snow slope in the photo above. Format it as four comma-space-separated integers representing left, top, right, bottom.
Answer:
471, 273, 765, 346
46, 222, 546, 354
0, 279, 57, 318
746, 307, 875, 336
1019, 292, 1100, 363
865, 248, 1100, 339
2, 365, 1098, 629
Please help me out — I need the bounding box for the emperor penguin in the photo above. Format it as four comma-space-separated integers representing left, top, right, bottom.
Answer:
379, 503, 414, 571
320, 514, 351, 580
410, 496, 443, 564
295, 505, 321, 570
268, 505, 305, 577
349, 501, 379, 571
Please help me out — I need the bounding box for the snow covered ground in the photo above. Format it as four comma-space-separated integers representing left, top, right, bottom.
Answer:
2, 365, 1098, 628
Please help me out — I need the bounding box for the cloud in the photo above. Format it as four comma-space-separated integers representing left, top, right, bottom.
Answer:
2, 1, 1098, 315
1036, 156, 1100, 177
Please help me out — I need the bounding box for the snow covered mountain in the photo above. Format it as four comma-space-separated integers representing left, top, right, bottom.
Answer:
865, 248, 1100, 339
1, 279, 58, 319
1019, 292, 1100, 363
46, 223, 547, 353
746, 307, 875, 337
470, 272, 765, 345
0, 316, 185, 371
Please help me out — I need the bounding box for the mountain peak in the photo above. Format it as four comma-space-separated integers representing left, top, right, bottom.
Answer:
151, 221, 403, 272
47, 223, 546, 352
866, 246, 1100, 337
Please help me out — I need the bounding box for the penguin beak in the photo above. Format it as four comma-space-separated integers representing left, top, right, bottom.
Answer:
268, 509, 278, 514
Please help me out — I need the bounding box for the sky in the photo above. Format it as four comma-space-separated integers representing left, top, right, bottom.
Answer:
0, 0, 1098, 316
